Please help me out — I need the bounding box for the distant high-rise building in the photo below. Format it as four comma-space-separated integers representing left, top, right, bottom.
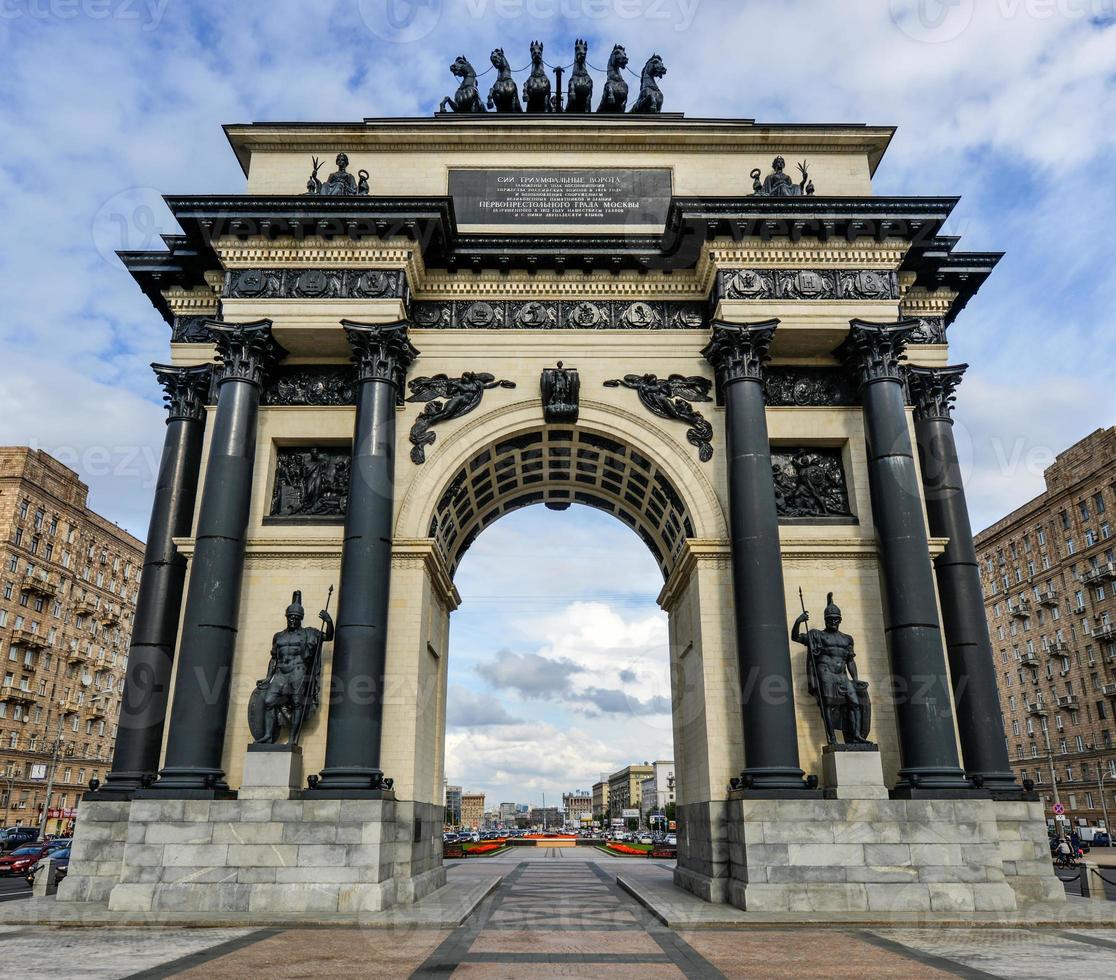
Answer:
608, 764, 654, 818
592, 773, 610, 820
443, 783, 462, 828
562, 790, 592, 826
461, 791, 485, 830
0, 448, 144, 836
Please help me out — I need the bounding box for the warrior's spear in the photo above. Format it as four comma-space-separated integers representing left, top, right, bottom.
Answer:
291, 584, 333, 746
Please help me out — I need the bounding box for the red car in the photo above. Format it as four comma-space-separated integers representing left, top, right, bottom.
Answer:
0, 845, 47, 877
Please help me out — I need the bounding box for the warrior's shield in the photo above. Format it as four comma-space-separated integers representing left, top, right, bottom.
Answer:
247, 686, 269, 742
855, 680, 872, 740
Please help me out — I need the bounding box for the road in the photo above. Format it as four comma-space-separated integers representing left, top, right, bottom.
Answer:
0, 873, 30, 902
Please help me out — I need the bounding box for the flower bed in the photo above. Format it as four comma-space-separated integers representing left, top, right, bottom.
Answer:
463, 838, 508, 856
604, 842, 652, 857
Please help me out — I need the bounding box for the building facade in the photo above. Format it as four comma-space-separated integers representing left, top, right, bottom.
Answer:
591, 775, 609, 822
460, 792, 484, 831
977, 427, 1116, 830
608, 764, 654, 819
639, 760, 676, 817
0, 448, 143, 835
562, 790, 592, 826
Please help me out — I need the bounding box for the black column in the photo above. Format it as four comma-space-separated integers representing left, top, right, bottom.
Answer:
841, 320, 972, 797
149, 320, 286, 796
307, 320, 418, 796
907, 364, 1020, 797
702, 320, 815, 795
94, 364, 212, 799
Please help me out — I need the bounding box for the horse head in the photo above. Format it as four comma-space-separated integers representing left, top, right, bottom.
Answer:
490, 48, 509, 71
609, 44, 628, 70
643, 53, 667, 81
530, 39, 544, 65
450, 55, 474, 80
574, 38, 587, 64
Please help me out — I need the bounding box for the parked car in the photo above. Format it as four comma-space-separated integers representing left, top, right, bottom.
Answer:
665, 834, 677, 846
26, 848, 70, 888
1093, 831, 1111, 847
43, 838, 71, 854
0, 845, 49, 877
638, 834, 654, 845
0, 828, 39, 853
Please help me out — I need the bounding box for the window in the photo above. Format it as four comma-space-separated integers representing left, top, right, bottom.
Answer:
13, 529, 22, 547
1067, 539, 1077, 555
1081, 500, 1092, 520
1061, 511, 1071, 531
1039, 529, 1047, 545
1095, 492, 1106, 515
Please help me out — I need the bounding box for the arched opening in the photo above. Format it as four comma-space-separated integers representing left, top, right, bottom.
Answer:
428, 424, 699, 840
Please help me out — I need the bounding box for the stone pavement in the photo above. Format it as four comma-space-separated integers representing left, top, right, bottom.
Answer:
2, 852, 1116, 977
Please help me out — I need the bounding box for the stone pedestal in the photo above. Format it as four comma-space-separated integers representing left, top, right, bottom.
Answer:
32, 856, 62, 898
55, 800, 130, 904
821, 746, 889, 800
725, 795, 1058, 913
239, 745, 302, 801
58, 793, 446, 914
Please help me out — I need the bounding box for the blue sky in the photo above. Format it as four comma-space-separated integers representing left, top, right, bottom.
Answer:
1, 1, 1115, 805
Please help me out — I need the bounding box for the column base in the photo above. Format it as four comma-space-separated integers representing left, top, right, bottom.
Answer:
967, 770, 1025, 798
304, 766, 394, 798
137, 766, 234, 799
730, 767, 821, 798
84, 769, 158, 801
890, 766, 979, 799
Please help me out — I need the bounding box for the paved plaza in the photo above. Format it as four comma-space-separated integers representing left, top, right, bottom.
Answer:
2, 851, 1115, 978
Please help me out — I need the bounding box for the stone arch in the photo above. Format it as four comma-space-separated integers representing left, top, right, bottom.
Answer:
395, 395, 728, 579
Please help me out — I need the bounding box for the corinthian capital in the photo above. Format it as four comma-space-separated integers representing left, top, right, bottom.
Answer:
905, 364, 968, 423
342, 320, 421, 397
151, 363, 212, 423
207, 319, 287, 387
839, 319, 918, 388
700, 319, 778, 390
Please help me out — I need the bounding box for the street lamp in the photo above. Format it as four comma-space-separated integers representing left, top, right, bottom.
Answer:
1033, 719, 1064, 839
36, 702, 74, 842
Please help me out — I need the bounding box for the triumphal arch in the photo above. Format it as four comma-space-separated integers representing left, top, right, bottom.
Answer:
59, 46, 1062, 916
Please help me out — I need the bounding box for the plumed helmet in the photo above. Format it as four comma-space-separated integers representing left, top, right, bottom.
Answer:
285, 590, 304, 619
823, 592, 842, 620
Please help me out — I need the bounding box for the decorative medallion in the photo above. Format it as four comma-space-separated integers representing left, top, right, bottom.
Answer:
565, 301, 610, 329
458, 301, 505, 329
171, 315, 215, 343
617, 301, 661, 329
351, 271, 393, 298
777, 270, 836, 301
512, 300, 557, 329
907, 316, 947, 345
724, 269, 774, 300
291, 269, 342, 299
223, 269, 403, 301
226, 269, 282, 299
411, 303, 452, 328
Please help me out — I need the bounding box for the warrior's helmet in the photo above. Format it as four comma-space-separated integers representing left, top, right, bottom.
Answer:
285, 590, 304, 621
823, 592, 842, 623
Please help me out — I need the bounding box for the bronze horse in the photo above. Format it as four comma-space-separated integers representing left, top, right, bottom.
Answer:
630, 53, 667, 114
596, 44, 629, 113
487, 48, 523, 112
439, 55, 485, 113
523, 40, 551, 113
566, 38, 592, 112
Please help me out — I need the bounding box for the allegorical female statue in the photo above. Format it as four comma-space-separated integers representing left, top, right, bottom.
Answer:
791, 592, 873, 746
248, 589, 333, 745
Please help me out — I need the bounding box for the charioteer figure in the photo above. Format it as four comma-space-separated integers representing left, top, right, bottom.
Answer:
249, 589, 334, 745
792, 592, 873, 747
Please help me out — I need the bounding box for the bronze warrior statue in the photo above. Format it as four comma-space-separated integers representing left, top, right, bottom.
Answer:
249, 589, 334, 745
792, 592, 872, 746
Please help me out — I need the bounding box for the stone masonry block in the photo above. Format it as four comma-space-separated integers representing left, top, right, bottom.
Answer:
121, 844, 168, 868
909, 843, 963, 866
282, 822, 339, 845
865, 883, 932, 912
302, 800, 341, 823
247, 882, 340, 913
766, 866, 848, 884
972, 882, 1018, 912
108, 883, 156, 912
296, 844, 349, 867
163, 844, 229, 868
787, 843, 865, 866
339, 800, 386, 823
762, 822, 833, 844
275, 866, 363, 884
863, 844, 912, 866
337, 882, 397, 913
225, 844, 298, 867
130, 800, 184, 823
212, 822, 286, 845
928, 883, 975, 912
833, 822, 901, 844
846, 865, 919, 884
145, 822, 214, 845
805, 883, 868, 911
77, 800, 132, 822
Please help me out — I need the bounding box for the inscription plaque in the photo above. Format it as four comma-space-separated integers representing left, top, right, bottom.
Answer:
448, 168, 672, 226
